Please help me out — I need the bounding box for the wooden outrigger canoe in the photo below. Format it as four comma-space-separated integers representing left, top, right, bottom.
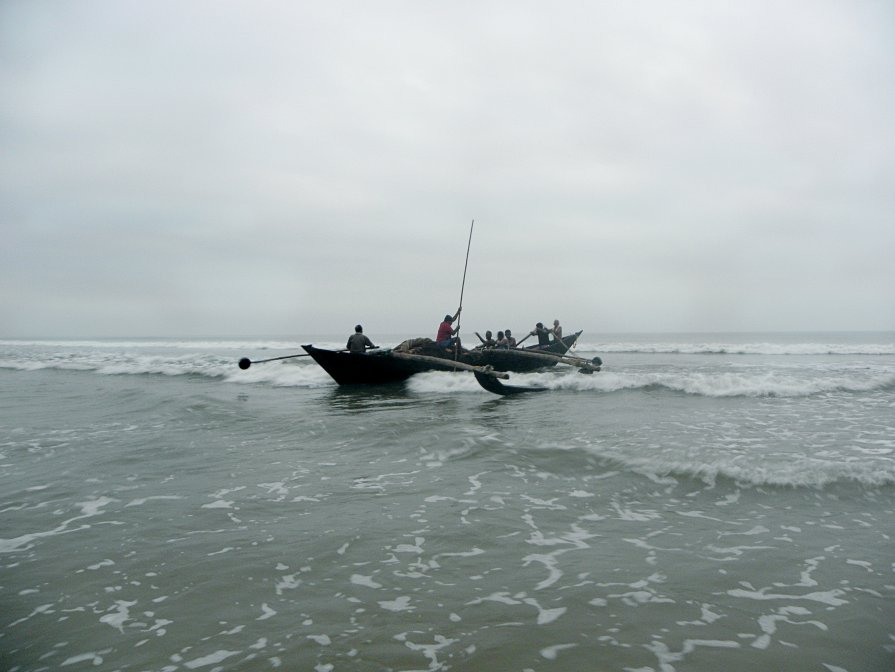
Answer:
300, 329, 600, 395
302, 330, 586, 385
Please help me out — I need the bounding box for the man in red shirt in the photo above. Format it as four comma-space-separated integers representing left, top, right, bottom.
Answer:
435, 308, 461, 348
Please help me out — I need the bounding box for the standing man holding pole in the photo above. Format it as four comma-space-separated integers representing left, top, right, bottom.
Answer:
435, 309, 462, 349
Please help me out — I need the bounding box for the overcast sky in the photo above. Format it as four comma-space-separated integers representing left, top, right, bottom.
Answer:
2, 1, 893, 338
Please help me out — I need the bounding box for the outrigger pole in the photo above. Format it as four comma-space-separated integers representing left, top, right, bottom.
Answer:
238, 353, 311, 369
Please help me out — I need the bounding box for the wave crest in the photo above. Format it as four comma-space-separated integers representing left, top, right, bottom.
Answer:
0, 352, 334, 388
571, 340, 895, 356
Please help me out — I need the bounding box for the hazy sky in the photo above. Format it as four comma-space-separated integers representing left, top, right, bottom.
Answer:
2, 1, 893, 338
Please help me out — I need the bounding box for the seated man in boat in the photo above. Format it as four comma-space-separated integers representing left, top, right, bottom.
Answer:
347, 325, 376, 353
528, 322, 552, 348
504, 329, 517, 348
435, 308, 461, 349
474, 330, 496, 348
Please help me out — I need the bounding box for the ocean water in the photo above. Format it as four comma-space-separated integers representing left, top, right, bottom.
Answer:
1, 332, 894, 672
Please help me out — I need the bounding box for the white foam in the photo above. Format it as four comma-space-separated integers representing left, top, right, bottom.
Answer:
350, 574, 382, 589
61, 651, 108, 667
184, 650, 240, 669
7, 603, 54, 627
752, 606, 827, 649
393, 632, 457, 670
275, 573, 302, 594
645, 639, 741, 668
406, 371, 487, 394
845, 559, 873, 572
379, 596, 414, 612
727, 587, 848, 606
78, 497, 114, 516
256, 603, 276, 620
125, 496, 184, 507
540, 643, 578, 660
201, 500, 233, 509
392, 536, 425, 554
522, 597, 567, 624
99, 600, 137, 632
0, 495, 121, 553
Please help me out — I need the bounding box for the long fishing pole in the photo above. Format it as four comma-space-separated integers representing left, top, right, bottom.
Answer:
451, 219, 474, 362
457, 219, 474, 333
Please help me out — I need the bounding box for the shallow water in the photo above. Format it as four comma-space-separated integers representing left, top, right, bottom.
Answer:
1, 333, 894, 671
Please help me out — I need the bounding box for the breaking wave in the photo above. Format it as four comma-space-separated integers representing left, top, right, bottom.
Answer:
3, 353, 894, 399
2, 336, 893, 399
587, 448, 895, 489
0, 350, 336, 389
505, 368, 895, 398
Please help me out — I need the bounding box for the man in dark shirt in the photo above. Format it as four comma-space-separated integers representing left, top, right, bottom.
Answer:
347, 325, 376, 353
529, 322, 551, 348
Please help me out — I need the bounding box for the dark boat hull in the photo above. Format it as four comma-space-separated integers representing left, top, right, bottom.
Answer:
302, 346, 431, 385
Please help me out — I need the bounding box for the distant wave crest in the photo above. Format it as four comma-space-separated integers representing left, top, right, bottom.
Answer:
0, 338, 304, 351
572, 342, 895, 356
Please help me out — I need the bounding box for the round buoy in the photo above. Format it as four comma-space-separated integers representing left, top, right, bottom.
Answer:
238, 358, 251, 370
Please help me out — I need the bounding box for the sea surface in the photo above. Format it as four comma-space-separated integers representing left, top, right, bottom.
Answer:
1, 332, 894, 672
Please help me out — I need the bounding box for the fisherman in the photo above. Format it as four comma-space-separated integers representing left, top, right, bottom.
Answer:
529, 322, 552, 348
475, 330, 496, 348
347, 324, 376, 353
551, 319, 563, 341
496, 331, 507, 347
505, 329, 517, 348
435, 307, 462, 349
